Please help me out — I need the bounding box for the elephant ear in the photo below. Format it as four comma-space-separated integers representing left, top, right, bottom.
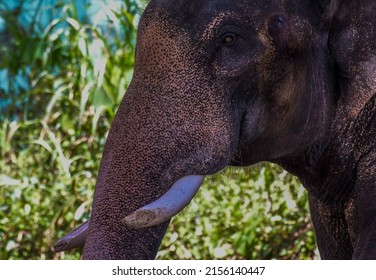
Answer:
329, 1, 376, 104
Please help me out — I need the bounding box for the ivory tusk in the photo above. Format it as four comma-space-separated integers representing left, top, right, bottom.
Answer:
122, 175, 205, 229
54, 220, 89, 252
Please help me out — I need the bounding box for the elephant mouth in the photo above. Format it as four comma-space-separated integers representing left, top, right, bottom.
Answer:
54, 175, 205, 252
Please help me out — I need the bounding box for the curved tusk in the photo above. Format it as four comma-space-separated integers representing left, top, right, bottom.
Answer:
122, 175, 205, 229
54, 220, 89, 252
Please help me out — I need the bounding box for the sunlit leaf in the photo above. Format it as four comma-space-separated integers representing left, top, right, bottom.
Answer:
66, 18, 80, 31
31, 139, 53, 154
79, 81, 95, 123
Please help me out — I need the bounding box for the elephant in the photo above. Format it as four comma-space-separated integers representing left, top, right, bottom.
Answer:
54, 0, 376, 259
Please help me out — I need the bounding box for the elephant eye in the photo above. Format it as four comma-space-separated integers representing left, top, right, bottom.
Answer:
221, 33, 237, 46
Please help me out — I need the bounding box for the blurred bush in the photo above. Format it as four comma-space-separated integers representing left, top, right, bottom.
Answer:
0, 0, 317, 259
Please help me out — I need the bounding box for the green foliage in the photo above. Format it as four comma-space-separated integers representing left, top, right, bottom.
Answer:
0, 0, 317, 259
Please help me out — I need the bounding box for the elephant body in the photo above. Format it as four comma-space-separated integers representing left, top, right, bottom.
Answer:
57, 0, 376, 259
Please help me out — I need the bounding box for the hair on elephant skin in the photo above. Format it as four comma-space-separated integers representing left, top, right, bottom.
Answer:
55, 0, 376, 260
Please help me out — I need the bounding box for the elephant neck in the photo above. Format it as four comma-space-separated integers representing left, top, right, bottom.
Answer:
277, 93, 376, 204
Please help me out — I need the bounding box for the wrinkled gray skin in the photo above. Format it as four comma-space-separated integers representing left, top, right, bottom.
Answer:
79, 0, 376, 259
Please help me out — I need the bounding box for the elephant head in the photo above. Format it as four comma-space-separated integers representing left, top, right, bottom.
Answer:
55, 0, 376, 259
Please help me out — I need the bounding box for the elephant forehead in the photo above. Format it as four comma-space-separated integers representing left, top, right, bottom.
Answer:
144, 0, 265, 40
136, 19, 193, 70
135, 15, 212, 88
133, 19, 223, 106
